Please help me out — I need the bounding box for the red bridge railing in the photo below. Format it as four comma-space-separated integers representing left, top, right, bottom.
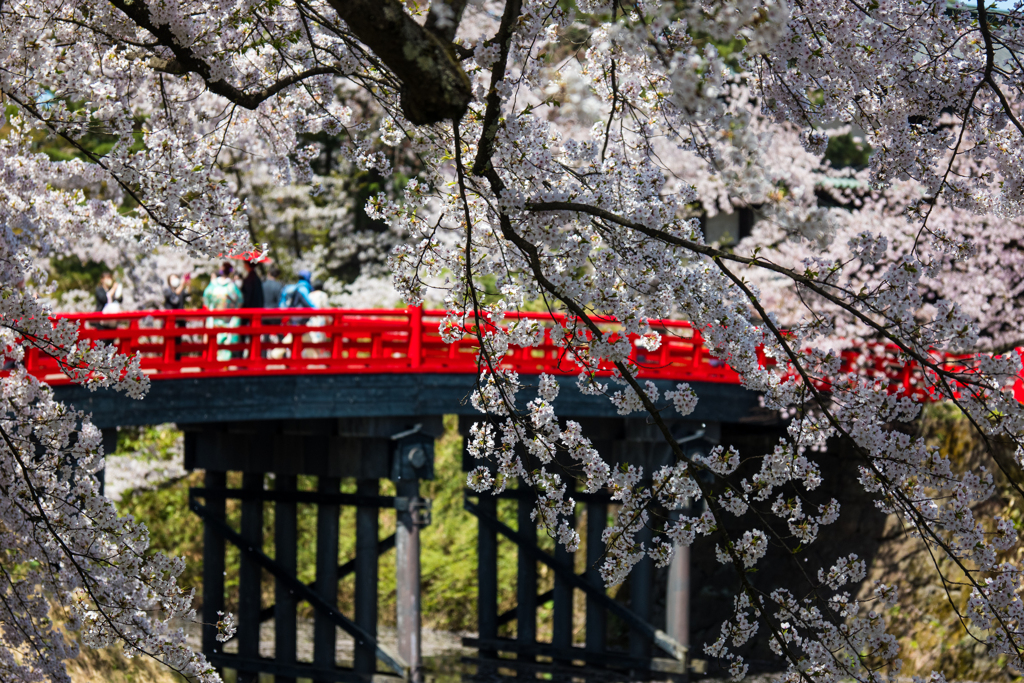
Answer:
17, 307, 1024, 402
23, 307, 738, 385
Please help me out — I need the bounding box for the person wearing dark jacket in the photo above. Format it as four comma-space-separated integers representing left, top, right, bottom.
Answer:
262, 266, 284, 309
240, 261, 264, 308
95, 272, 122, 312
163, 274, 188, 309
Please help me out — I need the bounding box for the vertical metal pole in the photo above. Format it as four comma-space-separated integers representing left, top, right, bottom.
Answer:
314, 476, 341, 681
552, 483, 575, 659
477, 492, 498, 666
516, 492, 537, 654
629, 523, 653, 662
585, 502, 607, 654
275, 475, 297, 683
666, 509, 690, 654
202, 471, 226, 661
354, 479, 379, 676
237, 472, 264, 683
395, 479, 422, 683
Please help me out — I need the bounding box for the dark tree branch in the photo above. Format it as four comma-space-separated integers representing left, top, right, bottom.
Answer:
108, 0, 336, 110
425, 0, 469, 43
472, 0, 523, 175
326, 0, 472, 124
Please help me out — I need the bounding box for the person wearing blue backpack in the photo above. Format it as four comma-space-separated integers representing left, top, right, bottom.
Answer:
279, 270, 318, 309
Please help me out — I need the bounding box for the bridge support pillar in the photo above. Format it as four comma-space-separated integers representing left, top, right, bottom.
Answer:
184, 417, 440, 681
274, 474, 298, 683
459, 415, 705, 682
395, 479, 423, 683
584, 499, 607, 654
354, 478, 380, 676
237, 472, 264, 683
666, 510, 690, 652
201, 470, 226, 664
313, 476, 341, 683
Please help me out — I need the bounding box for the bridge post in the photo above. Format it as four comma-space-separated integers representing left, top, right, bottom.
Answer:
274, 474, 298, 683
585, 500, 607, 654
313, 476, 341, 682
237, 472, 264, 683
666, 508, 690, 654
395, 478, 422, 683
516, 490, 537, 659
629, 522, 654, 671
551, 480, 575, 662
98, 427, 117, 496
408, 305, 423, 369
201, 470, 226, 663
392, 428, 435, 683
354, 478, 379, 676
476, 492, 498, 669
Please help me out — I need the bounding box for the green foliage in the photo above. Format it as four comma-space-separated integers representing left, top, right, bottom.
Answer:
115, 424, 182, 459
49, 255, 111, 300
115, 426, 205, 597
825, 132, 872, 169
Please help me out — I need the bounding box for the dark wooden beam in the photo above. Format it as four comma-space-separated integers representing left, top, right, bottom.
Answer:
516, 493, 537, 652
206, 652, 402, 683
476, 493, 498, 667
354, 479, 380, 676
274, 474, 298, 683
191, 487, 395, 507
552, 480, 575, 659
237, 472, 264, 683
201, 471, 226, 660
314, 477, 342, 682
53, 373, 763, 428
585, 500, 607, 655
460, 637, 688, 674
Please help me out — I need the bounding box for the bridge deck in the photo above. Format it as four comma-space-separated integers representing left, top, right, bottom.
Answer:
52, 373, 767, 428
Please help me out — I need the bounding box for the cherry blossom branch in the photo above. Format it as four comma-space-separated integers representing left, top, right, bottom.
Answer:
108, 0, 338, 110
714, 258, 1024, 661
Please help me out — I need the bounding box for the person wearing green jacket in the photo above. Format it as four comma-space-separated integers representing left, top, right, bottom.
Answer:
203, 263, 242, 360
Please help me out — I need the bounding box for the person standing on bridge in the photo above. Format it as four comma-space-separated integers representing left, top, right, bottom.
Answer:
203, 263, 242, 361
259, 265, 285, 359
203, 263, 242, 310
278, 270, 317, 358
279, 269, 317, 309
95, 272, 123, 313
306, 281, 331, 354
261, 265, 284, 309
240, 261, 264, 309
163, 274, 189, 310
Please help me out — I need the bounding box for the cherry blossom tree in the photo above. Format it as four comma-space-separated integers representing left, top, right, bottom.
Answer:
4, 0, 1024, 681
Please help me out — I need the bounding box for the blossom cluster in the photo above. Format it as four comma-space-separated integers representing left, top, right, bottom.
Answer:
5, 0, 1024, 680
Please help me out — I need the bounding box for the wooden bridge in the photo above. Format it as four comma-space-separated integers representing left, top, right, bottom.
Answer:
24, 307, 1008, 683
37, 305, 967, 426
